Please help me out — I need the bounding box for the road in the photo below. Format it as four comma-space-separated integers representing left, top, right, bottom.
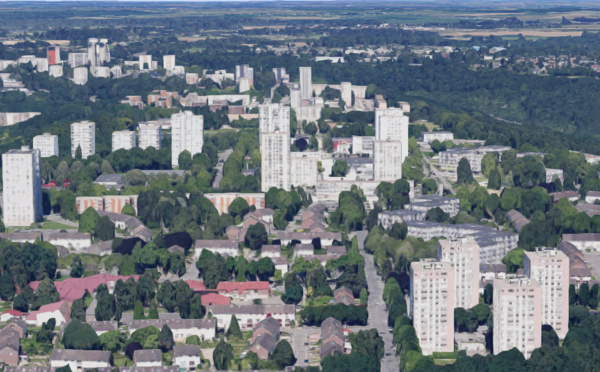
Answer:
289, 328, 312, 365
212, 149, 234, 189
353, 230, 400, 372
422, 154, 455, 194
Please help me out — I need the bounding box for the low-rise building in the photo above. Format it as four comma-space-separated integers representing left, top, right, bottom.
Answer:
94, 174, 125, 191
172, 345, 202, 371
211, 304, 295, 330
260, 245, 281, 259
407, 195, 461, 218
50, 349, 112, 372
0, 328, 21, 366
585, 191, 600, 204
203, 193, 266, 215
320, 317, 344, 359
33, 133, 59, 157
562, 233, 600, 252
333, 287, 354, 305
277, 231, 342, 246
293, 243, 314, 258
252, 317, 280, 342
26, 300, 71, 327
377, 210, 426, 229
129, 319, 216, 342
216, 281, 270, 301
421, 131, 454, 144
43, 232, 92, 251
194, 239, 240, 258
249, 334, 276, 360
133, 349, 162, 367
550, 190, 579, 203
546, 168, 564, 183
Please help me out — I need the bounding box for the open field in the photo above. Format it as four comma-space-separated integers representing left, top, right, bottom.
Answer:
440, 30, 585, 38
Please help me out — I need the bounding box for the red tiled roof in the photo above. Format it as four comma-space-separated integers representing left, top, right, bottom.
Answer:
1, 309, 27, 317
185, 280, 207, 292
201, 293, 231, 306
29, 274, 139, 302
216, 281, 270, 295
27, 300, 71, 323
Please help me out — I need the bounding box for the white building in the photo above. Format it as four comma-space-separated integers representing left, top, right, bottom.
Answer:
291, 152, 318, 188
493, 276, 541, 359
2, 146, 43, 227
68, 52, 88, 68
352, 136, 374, 155
112, 130, 137, 152
163, 55, 176, 71
93, 66, 110, 78
138, 123, 162, 150
194, 240, 240, 259
410, 259, 454, 355
139, 54, 154, 70
235, 64, 254, 85
259, 103, 291, 192
437, 237, 480, 309
49, 64, 63, 78
51, 350, 111, 372
421, 131, 454, 144
524, 248, 569, 339
129, 319, 216, 342
172, 345, 202, 371
36, 58, 49, 73
171, 111, 204, 168
211, 304, 295, 330
73, 66, 88, 85
71, 120, 95, 159
44, 232, 92, 251
373, 139, 402, 181
300, 66, 312, 99
375, 108, 409, 162
33, 133, 59, 157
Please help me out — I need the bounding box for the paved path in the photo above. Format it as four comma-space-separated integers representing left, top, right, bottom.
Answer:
353, 230, 399, 372
422, 155, 455, 194
212, 149, 234, 189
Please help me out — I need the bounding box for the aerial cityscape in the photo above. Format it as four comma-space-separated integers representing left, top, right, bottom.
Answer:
0, 0, 599, 371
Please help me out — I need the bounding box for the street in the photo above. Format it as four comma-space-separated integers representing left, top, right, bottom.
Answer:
353, 231, 400, 372
422, 154, 455, 194
212, 149, 234, 189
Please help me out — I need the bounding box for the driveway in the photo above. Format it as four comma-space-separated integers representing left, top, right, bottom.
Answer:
212, 149, 234, 189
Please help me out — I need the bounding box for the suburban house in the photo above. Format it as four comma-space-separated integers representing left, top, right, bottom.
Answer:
211, 304, 295, 330
320, 317, 344, 359
216, 281, 270, 301
333, 287, 354, 305
277, 231, 342, 246
299, 254, 342, 267
0, 328, 21, 366
194, 239, 240, 258
249, 333, 276, 360
3, 319, 28, 338
0, 310, 28, 323
550, 190, 579, 203
562, 233, 600, 252
293, 244, 314, 258
121, 367, 178, 372
0, 232, 42, 244
29, 274, 140, 302
128, 319, 216, 342
252, 317, 280, 342
172, 345, 202, 371
260, 245, 281, 259
273, 257, 289, 276
88, 321, 119, 336
200, 293, 230, 308
133, 349, 163, 367
50, 349, 112, 372
585, 191, 600, 204
43, 232, 92, 251
326, 245, 347, 255
26, 301, 71, 327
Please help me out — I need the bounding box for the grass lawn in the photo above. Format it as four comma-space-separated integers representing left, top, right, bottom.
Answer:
228, 338, 250, 357
113, 353, 132, 367
41, 221, 77, 230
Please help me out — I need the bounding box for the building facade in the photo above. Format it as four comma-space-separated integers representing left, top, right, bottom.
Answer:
33, 133, 59, 158
373, 139, 402, 181
410, 259, 454, 355
73, 67, 88, 85
2, 146, 43, 227
290, 153, 318, 188
171, 111, 204, 168
437, 237, 480, 309
493, 277, 542, 359
375, 108, 409, 162
259, 104, 291, 192
163, 55, 176, 72
138, 123, 162, 150
299, 67, 312, 99
71, 121, 95, 159
524, 249, 569, 339
112, 130, 136, 152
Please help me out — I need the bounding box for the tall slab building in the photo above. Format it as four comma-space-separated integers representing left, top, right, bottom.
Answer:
259, 103, 291, 192
410, 259, 455, 355
493, 276, 542, 359
373, 139, 402, 181
112, 130, 137, 152
524, 248, 569, 339
171, 111, 204, 168
438, 237, 480, 309
299, 67, 312, 100
138, 123, 162, 150
2, 146, 43, 226
71, 121, 95, 159
375, 108, 409, 162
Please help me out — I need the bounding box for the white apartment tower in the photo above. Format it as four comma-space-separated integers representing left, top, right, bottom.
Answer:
235, 64, 254, 85
138, 123, 162, 150
33, 133, 59, 158
259, 103, 291, 192
87, 38, 99, 67
299, 67, 312, 99
87, 38, 110, 67
437, 237, 480, 309
73, 67, 88, 85
171, 111, 204, 168
70, 121, 95, 159
410, 259, 454, 355
375, 108, 409, 162
493, 276, 542, 359
524, 248, 569, 339
163, 55, 176, 72
2, 146, 43, 227
68, 53, 88, 68
373, 139, 402, 181
112, 130, 137, 152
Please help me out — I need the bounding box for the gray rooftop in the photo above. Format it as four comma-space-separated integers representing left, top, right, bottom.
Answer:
51, 349, 112, 362
172, 345, 201, 358
134, 349, 162, 364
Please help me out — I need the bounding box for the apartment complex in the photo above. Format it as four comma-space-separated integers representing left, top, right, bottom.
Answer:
524, 248, 569, 339
299, 66, 312, 99
373, 139, 402, 181
2, 146, 43, 226
33, 133, 59, 157
112, 130, 137, 152
493, 277, 541, 359
410, 259, 455, 355
375, 107, 409, 162
138, 123, 162, 150
171, 111, 204, 168
259, 103, 291, 192
437, 237, 480, 309
163, 55, 176, 72
70, 121, 95, 159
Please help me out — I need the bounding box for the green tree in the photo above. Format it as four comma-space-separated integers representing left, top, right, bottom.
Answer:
71, 298, 86, 322
578, 283, 590, 306
331, 160, 350, 177
271, 340, 297, 368
282, 273, 303, 305
75, 145, 82, 160
226, 315, 242, 339
178, 150, 193, 170
94, 216, 115, 241
70, 256, 84, 278
244, 223, 267, 250
100, 330, 125, 352
121, 204, 136, 216
228, 197, 250, 223
481, 152, 499, 177
95, 284, 116, 321
488, 167, 502, 190
147, 302, 159, 319
79, 207, 99, 233
63, 320, 101, 350
457, 158, 474, 184
213, 340, 234, 370
421, 178, 438, 195
389, 222, 407, 240
158, 325, 174, 352
0, 273, 15, 301
484, 283, 493, 305
134, 300, 146, 320
32, 278, 60, 310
